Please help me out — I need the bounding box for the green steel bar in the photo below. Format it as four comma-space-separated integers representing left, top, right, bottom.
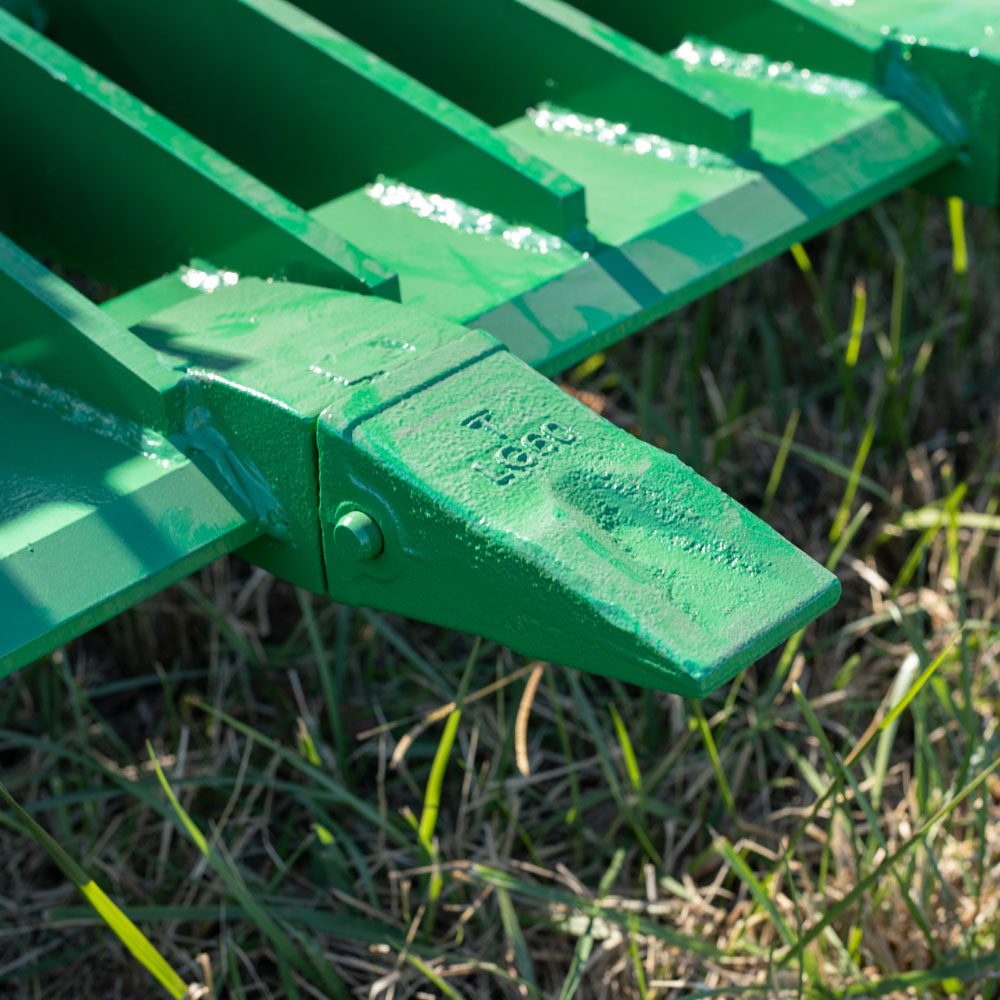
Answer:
559, 0, 998, 201
0, 9, 397, 297
35, 0, 587, 240
312, 62, 956, 370
0, 388, 259, 676
560, 0, 885, 79
0, 234, 174, 428
474, 93, 955, 373
290, 0, 752, 155
831, 0, 1000, 202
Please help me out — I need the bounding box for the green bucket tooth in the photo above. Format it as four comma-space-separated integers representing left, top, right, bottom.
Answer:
115, 280, 838, 697
318, 328, 840, 698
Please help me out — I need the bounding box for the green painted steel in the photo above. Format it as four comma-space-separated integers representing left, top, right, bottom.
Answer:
0, 9, 398, 297
315, 321, 838, 698
0, 0, 995, 691
289, 0, 753, 154
0, 387, 259, 674
0, 278, 836, 693
33, 0, 588, 242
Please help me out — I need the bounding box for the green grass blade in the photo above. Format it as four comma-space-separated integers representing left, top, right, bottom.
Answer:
717, 837, 794, 949
295, 588, 348, 772
416, 642, 479, 847
0, 776, 189, 999
146, 750, 209, 855
948, 198, 968, 275
879, 631, 961, 731
791, 683, 839, 769
843, 953, 1000, 997
497, 886, 539, 995
609, 703, 642, 795
545, 670, 583, 833
830, 419, 876, 542
691, 701, 736, 817
147, 744, 350, 1000
400, 952, 464, 1000
557, 926, 595, 1000
565, 671, 663, 865
556, 848, 625, 1000
827, 502, 873, 571
891, 483, 967, 596
763, 407, 800, 514
872, 652, 921, 811
415, 640, 479, 914
418, 707, 464, 847
626, 913, 650, 1000
845, 278, 867, 367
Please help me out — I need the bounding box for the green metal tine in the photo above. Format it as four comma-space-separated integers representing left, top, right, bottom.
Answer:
557, 0, 999, 202
35, 0, 588, 241
0, 9, 397, 298
0, 234, 174, 428
826, 1, 1000, 203
291, 0, 752, 156
559, 0, 885, 80
114, 279, 839, 697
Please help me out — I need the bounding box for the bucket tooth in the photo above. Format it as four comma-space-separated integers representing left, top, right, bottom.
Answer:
125, 280, 836, 695
317, 331, 839, 697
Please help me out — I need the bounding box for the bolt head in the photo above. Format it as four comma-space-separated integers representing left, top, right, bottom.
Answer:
334, 510, 384, 562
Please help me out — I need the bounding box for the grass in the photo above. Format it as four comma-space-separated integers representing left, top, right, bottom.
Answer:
1, 191, 999, 999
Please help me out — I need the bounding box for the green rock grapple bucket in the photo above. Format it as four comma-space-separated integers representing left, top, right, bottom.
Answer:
1, 0, 995, 693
